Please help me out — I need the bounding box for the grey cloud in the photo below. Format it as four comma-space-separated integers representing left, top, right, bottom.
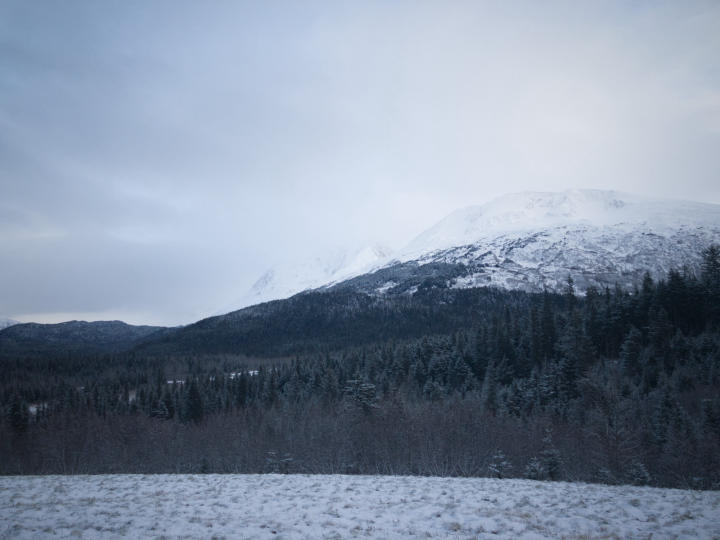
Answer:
1, 1, 719, 324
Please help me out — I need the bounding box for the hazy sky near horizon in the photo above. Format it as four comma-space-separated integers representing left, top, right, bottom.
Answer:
2, 1, 720, 326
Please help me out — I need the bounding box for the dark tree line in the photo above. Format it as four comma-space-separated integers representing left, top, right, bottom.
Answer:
1, 246, 719, 489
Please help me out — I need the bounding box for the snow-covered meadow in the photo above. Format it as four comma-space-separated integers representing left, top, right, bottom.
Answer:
1, 474, 719, 539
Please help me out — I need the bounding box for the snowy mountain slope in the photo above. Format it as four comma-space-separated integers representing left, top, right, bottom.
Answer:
224, 243, 392, 312
399, 190, 719, 259
326, 190, 720, 296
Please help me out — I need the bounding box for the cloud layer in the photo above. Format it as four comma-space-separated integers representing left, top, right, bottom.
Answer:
1, 1, 719, 325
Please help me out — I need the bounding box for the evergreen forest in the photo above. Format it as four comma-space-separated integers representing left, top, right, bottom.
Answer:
2, 246, 720, 490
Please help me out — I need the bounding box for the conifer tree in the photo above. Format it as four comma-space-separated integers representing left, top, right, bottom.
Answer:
182, 380, 204, 424
8, 395, 29, 435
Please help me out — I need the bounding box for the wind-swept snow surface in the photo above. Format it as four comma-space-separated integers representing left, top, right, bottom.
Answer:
1, 474, 718, 539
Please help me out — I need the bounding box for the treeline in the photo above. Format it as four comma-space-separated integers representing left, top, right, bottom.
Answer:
1, 247, 719, 489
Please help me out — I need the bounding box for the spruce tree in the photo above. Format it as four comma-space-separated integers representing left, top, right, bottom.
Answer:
182, 380, 204, 424
8, 395, 29, 435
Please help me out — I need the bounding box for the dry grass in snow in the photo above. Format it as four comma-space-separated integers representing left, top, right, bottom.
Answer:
1, 474, 719, 539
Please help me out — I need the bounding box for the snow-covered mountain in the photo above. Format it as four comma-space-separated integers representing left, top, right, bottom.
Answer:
232, 190, 720, 307
324, 190, 720, 296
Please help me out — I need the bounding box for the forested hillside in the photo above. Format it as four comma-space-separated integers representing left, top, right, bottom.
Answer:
1, 246, 719, 489
134, 281, 530, 357
0, 320, 166, 358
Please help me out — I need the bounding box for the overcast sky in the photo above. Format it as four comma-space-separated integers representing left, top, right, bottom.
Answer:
1, 1, 719, 326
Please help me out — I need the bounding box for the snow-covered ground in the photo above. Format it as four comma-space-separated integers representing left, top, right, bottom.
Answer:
1, 475, 719, 539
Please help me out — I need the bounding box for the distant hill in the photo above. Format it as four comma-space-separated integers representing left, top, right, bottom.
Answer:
0, 320, 167, 358
0, 318, 19, 331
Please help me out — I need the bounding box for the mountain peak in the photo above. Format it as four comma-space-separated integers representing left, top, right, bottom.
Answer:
398, 190, 720, 261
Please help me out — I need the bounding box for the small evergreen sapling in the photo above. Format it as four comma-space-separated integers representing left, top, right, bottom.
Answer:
488, 450, 513, 479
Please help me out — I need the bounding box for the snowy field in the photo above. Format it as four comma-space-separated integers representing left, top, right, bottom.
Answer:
1, 474, 719, 539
